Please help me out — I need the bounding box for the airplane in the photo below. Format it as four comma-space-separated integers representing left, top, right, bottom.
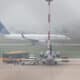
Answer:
4, 33, 70, 42
0, 22, 70, 43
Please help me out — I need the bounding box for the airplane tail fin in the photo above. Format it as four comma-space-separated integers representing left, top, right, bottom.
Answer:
0, 22, 9, 34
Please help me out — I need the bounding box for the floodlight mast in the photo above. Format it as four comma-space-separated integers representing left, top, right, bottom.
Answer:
45, 0, 53, 54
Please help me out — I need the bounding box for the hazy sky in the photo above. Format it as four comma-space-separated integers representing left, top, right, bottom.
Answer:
0, 0, 80, 34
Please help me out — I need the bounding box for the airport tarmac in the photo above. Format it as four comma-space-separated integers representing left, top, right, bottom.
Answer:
0, 60, 80, 80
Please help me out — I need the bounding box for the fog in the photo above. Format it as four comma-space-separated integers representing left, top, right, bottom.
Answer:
0, 0, 80, 39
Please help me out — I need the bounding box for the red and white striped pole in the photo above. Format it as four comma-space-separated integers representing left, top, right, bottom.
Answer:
46, 0, 53, 51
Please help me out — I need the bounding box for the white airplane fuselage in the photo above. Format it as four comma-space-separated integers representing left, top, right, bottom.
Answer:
4, 34, 70, 42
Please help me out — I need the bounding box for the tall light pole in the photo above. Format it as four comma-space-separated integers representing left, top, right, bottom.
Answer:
45, 0, 53, 54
